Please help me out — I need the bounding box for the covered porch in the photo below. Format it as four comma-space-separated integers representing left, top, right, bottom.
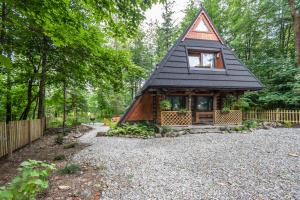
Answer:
151, 88, 243, 126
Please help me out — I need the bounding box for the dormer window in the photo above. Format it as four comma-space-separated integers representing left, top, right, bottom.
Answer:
188, 50, 216, 69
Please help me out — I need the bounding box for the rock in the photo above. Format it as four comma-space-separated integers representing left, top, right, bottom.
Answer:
73, 133, 83, 138
288, 153, 298, 157
155, 134, 162, 138
96, 132, 106, 137
58, 185, 71, 190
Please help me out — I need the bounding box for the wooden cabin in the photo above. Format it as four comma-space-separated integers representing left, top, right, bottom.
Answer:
119, 7, 262, 126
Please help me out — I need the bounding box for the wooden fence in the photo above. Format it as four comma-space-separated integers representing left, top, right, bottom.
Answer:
0, 118, 45, 158
243, 110, 300, 124
214, 110, 243, 125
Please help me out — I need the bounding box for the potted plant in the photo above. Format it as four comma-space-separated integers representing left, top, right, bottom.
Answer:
160, 100, 171, 111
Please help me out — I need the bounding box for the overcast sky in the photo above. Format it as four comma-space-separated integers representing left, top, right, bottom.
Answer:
144, 0, 191, 27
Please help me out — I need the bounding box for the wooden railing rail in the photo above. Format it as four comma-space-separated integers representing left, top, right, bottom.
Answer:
161, 111, 192, 126
243, 110, 300, 124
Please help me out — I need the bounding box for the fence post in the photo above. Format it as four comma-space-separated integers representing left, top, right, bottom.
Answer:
28, 120, 31, 146
6, 122, 12, 158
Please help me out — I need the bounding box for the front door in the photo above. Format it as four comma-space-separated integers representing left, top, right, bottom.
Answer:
193, 96, 214, 124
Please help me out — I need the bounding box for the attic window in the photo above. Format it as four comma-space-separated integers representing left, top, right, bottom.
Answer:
195, 19, 209, 32
188, 50, 216, 69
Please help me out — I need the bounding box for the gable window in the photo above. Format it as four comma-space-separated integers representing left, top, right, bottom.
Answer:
166, 96, 186, 111
188, 50, 216, 69
195, 19, 210, 32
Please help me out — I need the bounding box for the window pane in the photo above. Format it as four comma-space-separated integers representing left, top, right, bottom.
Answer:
196, 97, 213, 111
201, 53, 215, 68
188, 56, 200, 67
166, 96, 186, 111
195, 20, 209, 32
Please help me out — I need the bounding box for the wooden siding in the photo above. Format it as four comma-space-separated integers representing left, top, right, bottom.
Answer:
184, 12, 220, 42
124, 92, 153, 121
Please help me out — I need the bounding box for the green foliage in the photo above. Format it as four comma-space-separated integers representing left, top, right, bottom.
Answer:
283, 121, 292, 128
59, 163, 80, 175
178, 109, 189, 114
55, 134, 64, 145
161, 125, 172, 134
160, 100, 172, 111
242, 120, 258, 130
0, 160, 55, 200
221, 107, 230, 114
63, 142, 77, 149
53, 154, 65, 161
107, 123, 155, 137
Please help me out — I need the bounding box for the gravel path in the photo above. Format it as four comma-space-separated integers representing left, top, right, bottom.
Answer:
73, 126, 300, 200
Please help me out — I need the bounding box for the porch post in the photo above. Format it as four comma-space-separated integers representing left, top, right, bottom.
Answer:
213, 93, 218, 124
188, 95, 192, 111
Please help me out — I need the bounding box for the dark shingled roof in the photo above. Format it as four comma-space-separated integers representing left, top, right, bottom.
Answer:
140, 7, 263, 92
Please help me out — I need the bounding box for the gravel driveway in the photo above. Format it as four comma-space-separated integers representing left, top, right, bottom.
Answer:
73, 126, 300, 200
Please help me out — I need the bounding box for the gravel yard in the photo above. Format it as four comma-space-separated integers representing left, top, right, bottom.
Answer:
73, 126, 300, 200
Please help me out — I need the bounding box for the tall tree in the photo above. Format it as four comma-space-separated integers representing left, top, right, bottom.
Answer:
288, 0, 300, 67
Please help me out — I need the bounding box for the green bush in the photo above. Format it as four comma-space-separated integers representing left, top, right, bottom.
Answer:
283, 121, 292, 128
160, 100, 171, 111
107, 123, 155, 137
63, 142, 77, 149
221, 107, 230, 114
0, 160, 55, 200
243, 120, 258, 129
59, 163, 80, 175
55, 134, 64, 145
161, 125, 172, 134
53, 154, 65, 161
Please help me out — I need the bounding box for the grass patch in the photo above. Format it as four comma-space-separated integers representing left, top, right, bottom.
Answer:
59, 163, 80, 175
53, 154, 65, 161
63, 142, 77, 149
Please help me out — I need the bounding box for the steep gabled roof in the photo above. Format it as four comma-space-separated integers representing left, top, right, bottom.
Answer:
140, 6, 262, 91
119, 6, 262, 124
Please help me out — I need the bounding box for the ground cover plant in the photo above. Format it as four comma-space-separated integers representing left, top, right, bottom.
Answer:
107, 123, 155, 137
59, 163, 81, 175
0, 160, 55, 200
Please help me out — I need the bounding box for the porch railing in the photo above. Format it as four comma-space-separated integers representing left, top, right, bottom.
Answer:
214, 110, 242, 125
161, 111, 192, 126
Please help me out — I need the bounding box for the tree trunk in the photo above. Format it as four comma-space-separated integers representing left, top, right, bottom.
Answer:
62, 81, 67, 135
6, 69, 12, 123
288, 0, 300, 68
20, 77, 34, 120
37, 37, 48, 119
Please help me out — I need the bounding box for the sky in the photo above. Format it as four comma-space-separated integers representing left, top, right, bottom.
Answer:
144, 0, 191, 27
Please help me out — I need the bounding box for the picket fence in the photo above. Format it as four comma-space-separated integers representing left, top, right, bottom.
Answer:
243, 110, 300, 124
0, 118, 45, 158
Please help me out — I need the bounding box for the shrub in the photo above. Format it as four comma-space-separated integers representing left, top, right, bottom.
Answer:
59, 163, 80, 175
107, 123, 155, 137
178, 109, 189, 115
283, 121, 292, 128
160, 100, 171, 111
161, 126, 172, 135
63, 142, 77, 149
243, 120, 258, 129
103, 118, 117, 128
0, 160, 55, 200
53, 154, 65, 161
221, 107, 230, 114
55, 134, 64, 145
